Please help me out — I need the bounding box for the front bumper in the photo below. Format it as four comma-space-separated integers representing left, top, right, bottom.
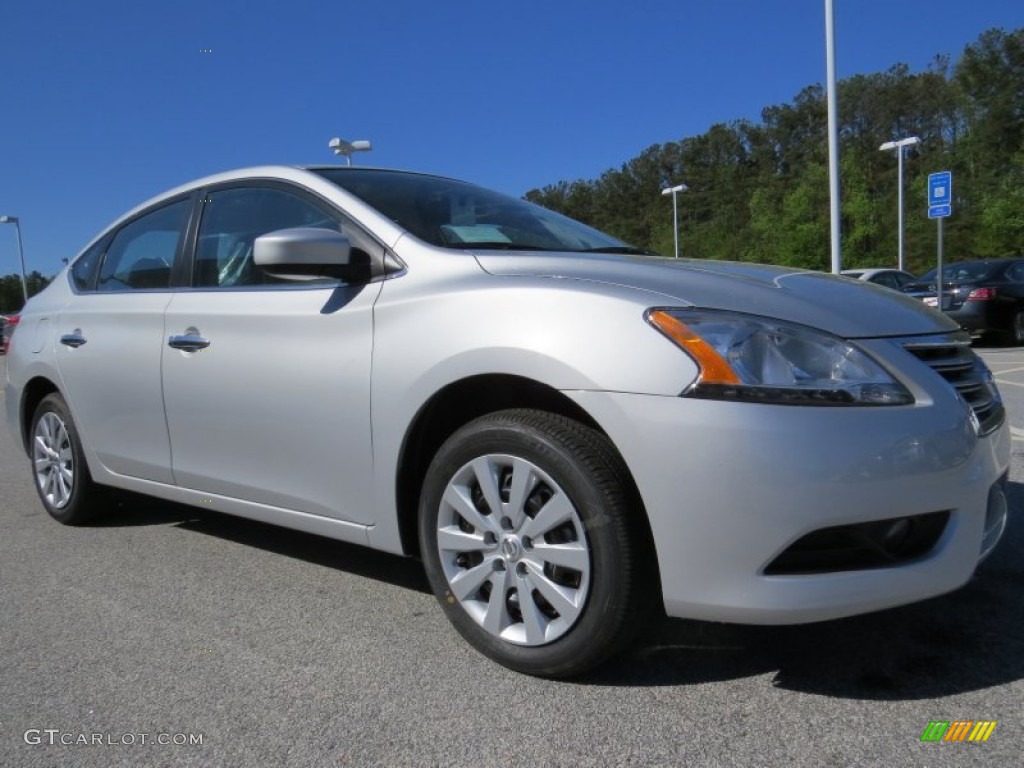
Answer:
567, 356, 1010, 625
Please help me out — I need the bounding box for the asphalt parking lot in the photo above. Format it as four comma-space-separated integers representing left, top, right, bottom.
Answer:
1, 348, 1023, 768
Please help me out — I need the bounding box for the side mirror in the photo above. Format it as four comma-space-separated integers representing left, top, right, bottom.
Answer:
253, 227, 352, 281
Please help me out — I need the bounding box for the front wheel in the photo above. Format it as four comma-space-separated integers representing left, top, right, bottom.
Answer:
30, 393, 105, 524
418, 409, 655, 678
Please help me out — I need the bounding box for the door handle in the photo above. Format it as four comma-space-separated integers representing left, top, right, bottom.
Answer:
168, 333, 211, 352
60, 330, 87, 348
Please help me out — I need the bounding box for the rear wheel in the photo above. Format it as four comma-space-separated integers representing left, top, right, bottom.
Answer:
418, 409, 655, 678
1009, 309, 1024, 346
30, 393, 105, 524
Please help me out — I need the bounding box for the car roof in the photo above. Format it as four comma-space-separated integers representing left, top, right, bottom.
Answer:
74, 165, 422, 260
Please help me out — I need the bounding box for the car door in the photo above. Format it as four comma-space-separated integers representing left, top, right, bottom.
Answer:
55, 197, 190, 483
161, 183, 382, 523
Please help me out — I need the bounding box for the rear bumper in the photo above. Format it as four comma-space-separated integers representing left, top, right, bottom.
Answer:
945, 301, 1001, 334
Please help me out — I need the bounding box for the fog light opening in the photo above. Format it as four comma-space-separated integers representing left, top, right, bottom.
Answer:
880, 518, 912, 553
980, 479, 1009, 561
764, 511, 950, 575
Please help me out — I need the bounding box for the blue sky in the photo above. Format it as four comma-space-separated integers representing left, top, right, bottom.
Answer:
1, 0, 1020, 278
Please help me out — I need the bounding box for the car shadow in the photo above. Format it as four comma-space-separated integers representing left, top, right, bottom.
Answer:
584, 481, 1024, 698
90, 490, 431, 594
90, 483, 1022, 699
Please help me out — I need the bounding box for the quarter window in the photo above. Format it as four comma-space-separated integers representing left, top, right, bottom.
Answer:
70, 238, 107, 292
194, 187, 341, 287
97, 200, 188, 292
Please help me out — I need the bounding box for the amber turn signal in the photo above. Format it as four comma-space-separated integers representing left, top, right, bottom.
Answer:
646, 310, 741, 385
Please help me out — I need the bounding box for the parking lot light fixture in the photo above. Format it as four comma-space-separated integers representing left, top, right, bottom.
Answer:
0, 215, 29, 305
661, 183, 688, 259
879, 136, 921, 272
328, 137, 373, 166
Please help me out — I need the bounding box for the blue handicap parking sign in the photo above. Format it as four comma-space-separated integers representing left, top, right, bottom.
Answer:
928, 171, 952, 207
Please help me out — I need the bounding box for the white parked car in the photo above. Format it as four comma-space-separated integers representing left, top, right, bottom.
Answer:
4, 166, 1010, 677
841, 268, 917, 291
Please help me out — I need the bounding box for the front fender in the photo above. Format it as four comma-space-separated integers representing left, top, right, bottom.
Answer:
366, 266, 697, 553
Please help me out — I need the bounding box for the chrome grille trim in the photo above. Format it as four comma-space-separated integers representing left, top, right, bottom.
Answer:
900, 333, 1004, 436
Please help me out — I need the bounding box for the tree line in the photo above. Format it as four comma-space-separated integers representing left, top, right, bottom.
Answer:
1, 272, 51, 315
525, 27, 1024, 274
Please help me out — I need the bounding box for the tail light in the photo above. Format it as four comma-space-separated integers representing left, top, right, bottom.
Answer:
967, 287, 997, 301
4, 314, 20, 348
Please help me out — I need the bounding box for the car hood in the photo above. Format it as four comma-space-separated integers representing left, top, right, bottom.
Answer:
475, 252, 959, 339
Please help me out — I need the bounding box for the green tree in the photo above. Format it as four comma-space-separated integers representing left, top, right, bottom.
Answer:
525, 26, 1024, 273
0, 271, 52, 314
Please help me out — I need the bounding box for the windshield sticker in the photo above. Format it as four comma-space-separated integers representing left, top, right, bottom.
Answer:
440, 225, 511, 243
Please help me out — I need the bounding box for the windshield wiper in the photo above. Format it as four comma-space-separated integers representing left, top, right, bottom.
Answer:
580, 246, 659, 256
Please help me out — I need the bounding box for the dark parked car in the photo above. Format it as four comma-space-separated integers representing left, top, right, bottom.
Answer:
904, 258, 1024, 344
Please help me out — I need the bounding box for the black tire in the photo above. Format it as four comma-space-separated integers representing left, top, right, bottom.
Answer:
1007, 309, 1024, 347
418, 409, 655, 678
29, 393, 104, 525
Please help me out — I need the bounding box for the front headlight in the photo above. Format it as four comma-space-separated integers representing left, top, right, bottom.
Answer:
647, 309, 913, 406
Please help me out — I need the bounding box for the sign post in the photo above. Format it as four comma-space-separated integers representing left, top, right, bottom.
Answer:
927, 171, 952, 311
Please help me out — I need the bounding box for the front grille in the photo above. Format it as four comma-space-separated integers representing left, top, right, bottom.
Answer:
903, 337, 1004, 435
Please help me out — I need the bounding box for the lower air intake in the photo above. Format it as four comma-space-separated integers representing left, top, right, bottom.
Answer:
764, 511, 950, 575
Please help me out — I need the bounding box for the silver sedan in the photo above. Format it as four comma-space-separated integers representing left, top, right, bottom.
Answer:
3, 166, 1010, 677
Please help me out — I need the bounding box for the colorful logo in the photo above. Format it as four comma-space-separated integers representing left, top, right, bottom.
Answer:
921, 721, 997, 742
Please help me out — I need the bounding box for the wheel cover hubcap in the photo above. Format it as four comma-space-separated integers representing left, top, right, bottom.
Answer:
436, 454, 591, 646
33, 412, 74, 509
501, 536, 522, 560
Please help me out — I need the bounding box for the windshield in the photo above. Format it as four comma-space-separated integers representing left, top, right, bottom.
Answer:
916, 261, 1000, 282
313, 168, 641, 253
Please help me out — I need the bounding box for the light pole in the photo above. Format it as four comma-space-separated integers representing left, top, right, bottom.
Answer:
661, 183, 688, 258
879, 136, 921, 272
0, 215, 29, 306
825, 0, 841, 274
328, 137, 372, 165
